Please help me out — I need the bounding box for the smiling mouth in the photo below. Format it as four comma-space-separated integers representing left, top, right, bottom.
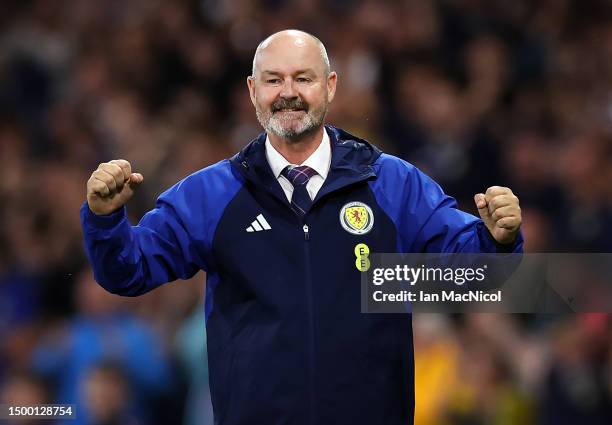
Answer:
274, 108, 305, 113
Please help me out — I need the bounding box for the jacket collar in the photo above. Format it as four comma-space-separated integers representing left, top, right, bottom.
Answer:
265, 128, 332, 180
230, 124, 382, 204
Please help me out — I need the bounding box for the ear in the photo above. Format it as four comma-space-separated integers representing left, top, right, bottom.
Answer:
327, 71, 338, 103
247, 76, 257, 108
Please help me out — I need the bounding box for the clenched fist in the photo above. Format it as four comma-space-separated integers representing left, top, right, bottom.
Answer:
474, 186, 521, 245
87, 159, 143, 215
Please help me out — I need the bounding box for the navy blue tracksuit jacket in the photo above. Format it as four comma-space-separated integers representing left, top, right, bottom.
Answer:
81, 125, 523, 425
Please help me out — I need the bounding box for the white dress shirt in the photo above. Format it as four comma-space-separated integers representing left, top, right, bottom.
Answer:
265, 129, 332, 202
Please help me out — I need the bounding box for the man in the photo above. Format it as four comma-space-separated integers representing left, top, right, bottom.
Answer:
81, 30, 522, 425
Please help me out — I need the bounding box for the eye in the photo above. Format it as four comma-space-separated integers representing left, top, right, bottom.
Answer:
296, 77, 312, 83
266, 78, 281, 84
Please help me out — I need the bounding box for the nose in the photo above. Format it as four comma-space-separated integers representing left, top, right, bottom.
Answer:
279, 77, 297, 98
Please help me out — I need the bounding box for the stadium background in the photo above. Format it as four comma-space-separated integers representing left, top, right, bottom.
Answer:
1, 0, 611, 424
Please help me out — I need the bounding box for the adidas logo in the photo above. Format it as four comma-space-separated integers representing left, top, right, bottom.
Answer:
246, 214, 272, 232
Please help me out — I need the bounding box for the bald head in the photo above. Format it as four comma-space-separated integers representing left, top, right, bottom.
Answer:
251, 30, 331, 78
247, 29, 337, 142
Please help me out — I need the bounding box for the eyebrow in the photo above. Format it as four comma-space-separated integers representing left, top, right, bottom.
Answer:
261, 69, 317, 76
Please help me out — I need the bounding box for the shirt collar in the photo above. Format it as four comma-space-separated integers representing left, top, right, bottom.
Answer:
265, 128, 331, 179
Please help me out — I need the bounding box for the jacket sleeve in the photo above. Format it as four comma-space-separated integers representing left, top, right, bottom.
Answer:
80, 197, 203, 296
370, 154, 523, 254
80, 160, 243, 296
409, 169, 523, 253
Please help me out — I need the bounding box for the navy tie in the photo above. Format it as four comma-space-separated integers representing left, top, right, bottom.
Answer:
281, 165, 318, 217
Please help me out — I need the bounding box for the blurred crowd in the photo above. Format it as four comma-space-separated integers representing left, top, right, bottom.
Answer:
0, 0, 611, 424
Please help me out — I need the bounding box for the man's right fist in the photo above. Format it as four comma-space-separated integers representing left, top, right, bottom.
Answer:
87, 159, 143, 216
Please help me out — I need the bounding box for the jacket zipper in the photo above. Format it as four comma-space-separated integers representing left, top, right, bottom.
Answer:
303, 221, 315, 425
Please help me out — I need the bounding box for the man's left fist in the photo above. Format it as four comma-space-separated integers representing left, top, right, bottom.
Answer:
474, 186, 521, 245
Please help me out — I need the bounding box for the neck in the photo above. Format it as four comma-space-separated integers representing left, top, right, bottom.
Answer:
268, 126, 325, 164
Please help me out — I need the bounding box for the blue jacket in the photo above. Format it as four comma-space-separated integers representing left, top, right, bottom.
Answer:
81, 125, 523, 425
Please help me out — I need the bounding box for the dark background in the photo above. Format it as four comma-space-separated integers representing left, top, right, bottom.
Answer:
0, 1, 611, 424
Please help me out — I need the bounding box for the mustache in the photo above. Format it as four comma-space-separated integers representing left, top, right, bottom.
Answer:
272, 98, 308, 112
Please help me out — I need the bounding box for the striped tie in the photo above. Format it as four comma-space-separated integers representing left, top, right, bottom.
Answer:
281, 165, 317, 217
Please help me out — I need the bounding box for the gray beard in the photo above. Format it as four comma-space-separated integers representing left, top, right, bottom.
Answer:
256, 106, 326, 142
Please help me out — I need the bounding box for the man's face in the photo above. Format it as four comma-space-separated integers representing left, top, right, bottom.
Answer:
248, 35, 336, 141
